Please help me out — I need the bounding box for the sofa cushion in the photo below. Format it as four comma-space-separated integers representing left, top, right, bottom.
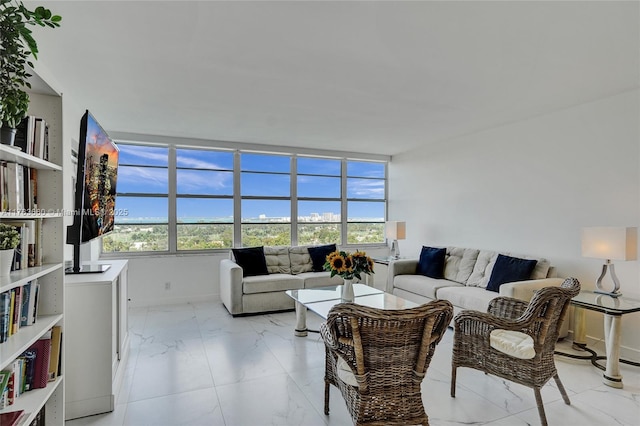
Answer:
308, 244, 337, 272
394, 274, 462, 300
242, 273, 304, 294
436, 286, 497, 312
467, 250, 551, 288
486, 254, 537, 292
417, 246, 446, 278
232, 246, 269, 277
444, 247, 480, 284
289, 246, 314, 274
298, 271, 344, 288
264, 246, 291, 274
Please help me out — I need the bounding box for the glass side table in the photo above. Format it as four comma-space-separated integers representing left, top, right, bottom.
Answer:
555, 291, 640, 388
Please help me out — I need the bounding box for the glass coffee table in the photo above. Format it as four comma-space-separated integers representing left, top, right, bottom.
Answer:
285, 284, 418, 336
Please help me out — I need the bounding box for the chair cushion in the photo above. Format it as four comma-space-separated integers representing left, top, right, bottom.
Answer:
307, 244, 337, 272
416, 246, 446, 278
489, 329, 536, 359
336, 355, 359, 387
232, 246, 269, 277
486, 254, 537, 292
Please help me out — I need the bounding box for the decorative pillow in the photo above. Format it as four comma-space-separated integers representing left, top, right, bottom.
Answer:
289, 246, 313, 274
263, 246, 291, 274
486, 254, 537, 292
307, 244, 337, 272
232, 246, 269, 277
416, 246, 446, 279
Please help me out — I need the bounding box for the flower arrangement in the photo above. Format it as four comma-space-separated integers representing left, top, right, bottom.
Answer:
324, 250, 374, 281
0, 223, 20, 250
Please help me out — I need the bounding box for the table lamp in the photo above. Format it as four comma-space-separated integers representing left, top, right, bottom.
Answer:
581, 227, 637, 297
385, 221, 406, 259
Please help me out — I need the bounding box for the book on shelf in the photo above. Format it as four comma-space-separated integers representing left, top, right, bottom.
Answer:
30, 331, 51, 389
48, 325, 62, 382
2, 219, 43, 271
0, 291, 9, 343
21, 349, 36, 392
12, 115, 48, 160
0, 409, 25, 426
0, 369, 10, 409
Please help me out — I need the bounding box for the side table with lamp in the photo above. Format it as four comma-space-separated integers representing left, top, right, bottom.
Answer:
555, 226, 639, 388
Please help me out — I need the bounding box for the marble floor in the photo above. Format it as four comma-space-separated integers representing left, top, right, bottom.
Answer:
66, 301, 640, 426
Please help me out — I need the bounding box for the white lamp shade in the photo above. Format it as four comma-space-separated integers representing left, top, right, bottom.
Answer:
385, 221, 406, 240
581, 227, 638, 261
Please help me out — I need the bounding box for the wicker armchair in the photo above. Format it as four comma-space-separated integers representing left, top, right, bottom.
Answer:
320, 300, 453, 426
451, 277, 580, 426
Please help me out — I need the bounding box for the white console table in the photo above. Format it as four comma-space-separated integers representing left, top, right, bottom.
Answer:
64, 259, 130, 419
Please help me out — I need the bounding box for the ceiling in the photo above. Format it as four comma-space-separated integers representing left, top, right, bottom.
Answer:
28, 1, 639, 156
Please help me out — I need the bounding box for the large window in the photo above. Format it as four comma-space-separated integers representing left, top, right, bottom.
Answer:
103, 144, 387, 253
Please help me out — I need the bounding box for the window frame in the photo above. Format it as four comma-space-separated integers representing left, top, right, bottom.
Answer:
102, 140, 389, 256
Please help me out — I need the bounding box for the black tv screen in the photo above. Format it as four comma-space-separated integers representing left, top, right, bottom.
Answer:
66, 110, 119, 274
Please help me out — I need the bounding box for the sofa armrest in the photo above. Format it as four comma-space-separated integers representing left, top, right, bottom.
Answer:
387, 259, 419, 293
220, 258, 244, 315
499, 277, 565, 302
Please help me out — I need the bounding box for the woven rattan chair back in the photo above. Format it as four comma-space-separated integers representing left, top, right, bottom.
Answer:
320, 300, 453, 426
451, 277, 580, 426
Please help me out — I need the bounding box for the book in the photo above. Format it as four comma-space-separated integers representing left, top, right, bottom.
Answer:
48, 325, 62, 382
0, 291, 9, 342
21, 349, 36, 392
0, 410, 25, 426
0, 369, 10, 409
5, 162, 23, 212
8, 289, 15, 337
30, 333, 51, 389
34, 118, 47, 160
20, 281, 32, 326
11, 286, 21, 335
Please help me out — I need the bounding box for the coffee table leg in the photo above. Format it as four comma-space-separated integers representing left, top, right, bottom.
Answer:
603, 313, 623, 388
294, 300, 308, 337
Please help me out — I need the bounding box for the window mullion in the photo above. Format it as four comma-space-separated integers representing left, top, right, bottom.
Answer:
291, 156, 298, 246
233, 150, 242, 247
168, 146, 177, 252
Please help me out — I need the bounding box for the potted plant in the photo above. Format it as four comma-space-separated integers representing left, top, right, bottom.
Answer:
0, 223, 20, 275
0, 0, 61, 145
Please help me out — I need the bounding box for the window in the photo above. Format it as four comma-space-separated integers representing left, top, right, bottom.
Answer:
240, 153, 291, 246
102, 145, 169, 252
103, 143, 387, 253
297, 157, 341, 245
176, 149, 234, 250
346, 161, 385, 244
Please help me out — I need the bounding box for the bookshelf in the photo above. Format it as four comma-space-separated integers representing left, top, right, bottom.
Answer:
0, 74, 65, 424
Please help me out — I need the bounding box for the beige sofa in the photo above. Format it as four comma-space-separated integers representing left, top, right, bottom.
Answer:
387, 246, 567, 335
220, 245, 343, 316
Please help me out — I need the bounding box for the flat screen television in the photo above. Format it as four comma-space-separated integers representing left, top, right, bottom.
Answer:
65, 110, 119, 274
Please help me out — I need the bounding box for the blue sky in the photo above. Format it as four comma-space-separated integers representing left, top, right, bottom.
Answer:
115, 145, 385, 222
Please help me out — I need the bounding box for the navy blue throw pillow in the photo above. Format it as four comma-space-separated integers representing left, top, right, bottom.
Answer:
308, 244, 337, 272
486, 254, 538, 292
416, 246, 446, 279
232, 246, 269, 277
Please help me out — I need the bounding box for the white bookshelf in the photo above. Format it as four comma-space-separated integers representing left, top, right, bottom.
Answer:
0, 74, 65, 424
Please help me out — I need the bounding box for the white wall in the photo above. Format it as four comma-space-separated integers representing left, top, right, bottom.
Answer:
389, 90, 640, 357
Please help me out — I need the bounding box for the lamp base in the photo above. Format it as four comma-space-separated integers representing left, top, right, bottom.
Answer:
594, 289, 622, 298
390, 239, 400, 259
594, 261, 622, 298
